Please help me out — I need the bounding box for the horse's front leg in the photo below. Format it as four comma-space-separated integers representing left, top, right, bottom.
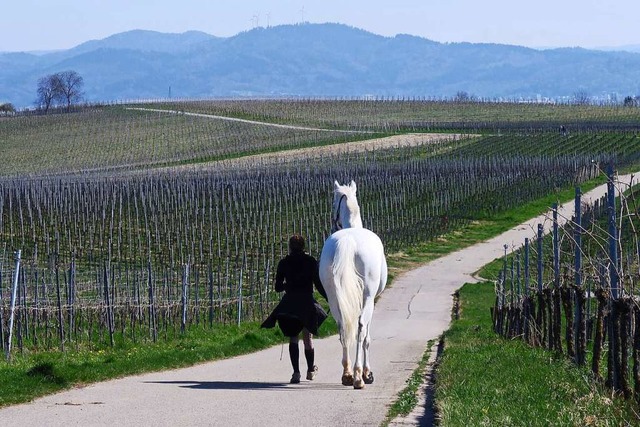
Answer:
362, 328, 373, 384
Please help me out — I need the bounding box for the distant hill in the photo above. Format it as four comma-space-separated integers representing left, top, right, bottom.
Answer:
69, 29, 219, 54
1, 23, 639, 108
596, 45, 640, 54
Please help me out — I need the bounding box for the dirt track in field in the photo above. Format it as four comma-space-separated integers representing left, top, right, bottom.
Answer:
79, 132, 467, 177
166, 133, 470, 173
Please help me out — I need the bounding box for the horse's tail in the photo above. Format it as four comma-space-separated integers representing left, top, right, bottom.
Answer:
332, 235, 364, 349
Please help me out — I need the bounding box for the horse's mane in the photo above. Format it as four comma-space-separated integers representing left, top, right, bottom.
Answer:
334, 181, 362, 229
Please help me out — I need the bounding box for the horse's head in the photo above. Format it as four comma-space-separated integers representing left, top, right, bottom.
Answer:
331, 180, 363, 233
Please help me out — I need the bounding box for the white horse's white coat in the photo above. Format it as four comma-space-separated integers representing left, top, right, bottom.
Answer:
319, 181, 388, 389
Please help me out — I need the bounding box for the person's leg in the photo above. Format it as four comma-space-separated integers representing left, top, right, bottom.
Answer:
289, 335, 300, 375
280, 317, 303, 383
302, 328, 317, 379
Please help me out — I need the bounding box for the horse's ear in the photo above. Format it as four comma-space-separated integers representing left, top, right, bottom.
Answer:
334, 180, 341, 190
349, 180, 357, 193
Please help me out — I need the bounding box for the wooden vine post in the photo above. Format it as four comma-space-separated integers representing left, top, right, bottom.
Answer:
536, 223, 545, 347
606, 163, 621, 392
181, 261, 189, 334
574, 187, 586, 365
552, 204, 562, 353
5, 250, 21, 361
523, 238, 531, 344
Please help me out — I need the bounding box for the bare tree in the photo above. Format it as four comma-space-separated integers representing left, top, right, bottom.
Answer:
454, 91, 471, 102
57, 70, 84, 111
36, 74, 62, 113
0, 102, 16, 115
573, 90, 591, 105
623, 95, 638, 107
35, 71, 85, 113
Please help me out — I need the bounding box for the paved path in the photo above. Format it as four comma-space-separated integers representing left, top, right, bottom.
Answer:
1, 173, 636, 427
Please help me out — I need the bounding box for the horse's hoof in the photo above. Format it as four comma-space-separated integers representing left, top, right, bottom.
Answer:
342, 374, 354, 386
364, 371, 374, 384
353, 379, 365, 389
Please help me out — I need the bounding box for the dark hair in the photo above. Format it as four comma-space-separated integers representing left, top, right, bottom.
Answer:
289, 234, 305, 253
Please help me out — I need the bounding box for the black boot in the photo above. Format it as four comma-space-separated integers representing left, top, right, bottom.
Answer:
289, 342, 300, 383
304, 348, 315, 371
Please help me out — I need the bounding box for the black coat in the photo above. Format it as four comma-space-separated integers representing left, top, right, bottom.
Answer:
261, 251, 328, 336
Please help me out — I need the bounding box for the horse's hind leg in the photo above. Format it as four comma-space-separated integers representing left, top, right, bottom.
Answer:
352, 323, 366, 389
340, 331, 354, 386
353, 296, 375, 389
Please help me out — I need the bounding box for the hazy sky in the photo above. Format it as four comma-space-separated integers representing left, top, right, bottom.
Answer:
2, 0, 638, 52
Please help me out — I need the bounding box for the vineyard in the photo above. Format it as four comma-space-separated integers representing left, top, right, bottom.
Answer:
1, 100, 640, 357
147, 98, 640, 132
492, 169, 640, 398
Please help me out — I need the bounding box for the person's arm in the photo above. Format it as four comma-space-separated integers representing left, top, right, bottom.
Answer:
313, 263, 328, 301
274, 260, 286, 292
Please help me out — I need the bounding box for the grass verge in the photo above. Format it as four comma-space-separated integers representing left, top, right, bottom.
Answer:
382, 340, 436, 426
435, 282, 639, 426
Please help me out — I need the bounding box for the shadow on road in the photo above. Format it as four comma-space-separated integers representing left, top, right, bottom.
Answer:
146, 380, 346, 391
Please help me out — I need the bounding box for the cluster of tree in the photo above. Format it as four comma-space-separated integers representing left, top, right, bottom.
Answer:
36, 70, 84, 113
0, 102, 16, 115
454, 91, 478, 102
572, 90, 591, 105
623, 95, 639, 107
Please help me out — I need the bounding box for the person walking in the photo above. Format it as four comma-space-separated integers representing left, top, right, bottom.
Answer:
261, 235, 328, 384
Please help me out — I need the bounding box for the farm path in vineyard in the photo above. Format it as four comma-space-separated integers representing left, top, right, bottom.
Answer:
126, 107, 369, 133
1, 173, 636, 427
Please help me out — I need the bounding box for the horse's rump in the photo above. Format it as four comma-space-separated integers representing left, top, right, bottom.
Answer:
319, 228, 386, 348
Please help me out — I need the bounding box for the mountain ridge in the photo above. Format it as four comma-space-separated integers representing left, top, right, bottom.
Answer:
1, 23, 639, 107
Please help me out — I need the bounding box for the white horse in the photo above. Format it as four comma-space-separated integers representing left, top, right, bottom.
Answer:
319, 180, 388, 389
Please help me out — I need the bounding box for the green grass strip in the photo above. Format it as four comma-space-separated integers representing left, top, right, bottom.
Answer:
435, 282, 638, 426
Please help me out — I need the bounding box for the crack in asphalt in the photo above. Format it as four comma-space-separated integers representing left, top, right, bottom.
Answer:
406, 284, 423, 320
